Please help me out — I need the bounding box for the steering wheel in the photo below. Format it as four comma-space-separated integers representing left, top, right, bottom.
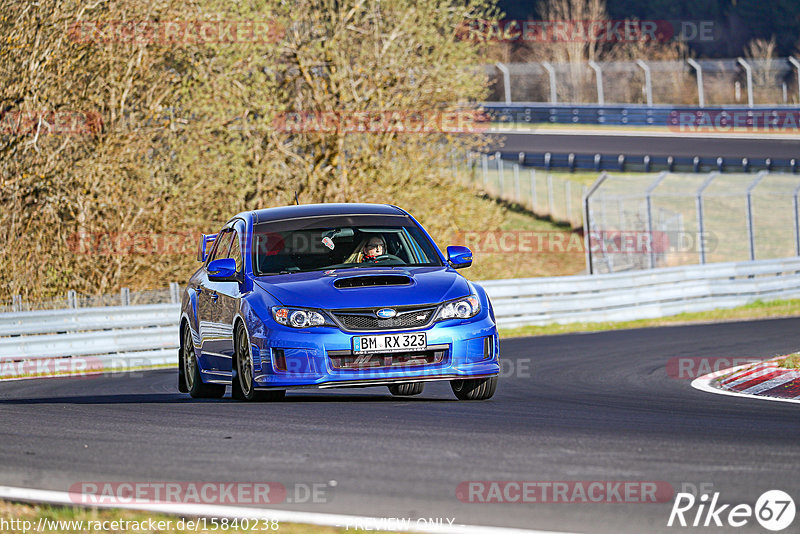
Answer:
374, 254, 405, 264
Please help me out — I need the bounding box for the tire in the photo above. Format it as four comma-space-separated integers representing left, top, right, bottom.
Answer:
388, 382, 424, 396
181, 322, 226, 399
450, 376, 497, 401
232, 323, 285, 402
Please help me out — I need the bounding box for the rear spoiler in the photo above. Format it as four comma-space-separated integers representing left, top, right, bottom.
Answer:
197, 233, 218, 262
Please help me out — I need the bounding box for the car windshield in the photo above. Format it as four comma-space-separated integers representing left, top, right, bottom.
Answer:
251, 223, 443, 276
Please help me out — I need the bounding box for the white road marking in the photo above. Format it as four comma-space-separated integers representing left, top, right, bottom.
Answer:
742, 372, 800, 395
691, 361, 800, 405
0, 485, 576, 534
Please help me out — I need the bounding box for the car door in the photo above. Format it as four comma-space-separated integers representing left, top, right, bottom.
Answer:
200, 227, 234, 371
211, 220, 245, 372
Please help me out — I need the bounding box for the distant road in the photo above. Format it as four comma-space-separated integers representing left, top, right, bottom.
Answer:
486, 129, 800, 159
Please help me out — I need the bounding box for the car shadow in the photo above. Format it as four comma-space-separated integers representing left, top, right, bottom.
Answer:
0, 392, 455, 405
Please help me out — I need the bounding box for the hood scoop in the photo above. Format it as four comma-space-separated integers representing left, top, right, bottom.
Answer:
333, 275, 412, 289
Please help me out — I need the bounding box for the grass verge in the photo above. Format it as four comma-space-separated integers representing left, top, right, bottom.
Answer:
0, 500, 401, 534
778, 353, 800, 370
498, 298, 800, 338
0, 363, 174, 382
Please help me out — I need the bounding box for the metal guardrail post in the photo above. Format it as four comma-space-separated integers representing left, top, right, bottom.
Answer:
645, 172, 668, 269
530, 169, 537, 212
12, 295, 21, 313
170, 282, 180, 304
547, 173, 555, 219
496, 152, 504, 197
793, 181, 800, 256
513, 163, 520, 202
588, 61, 605, 105
687, 59, 705, 108
67, 290, 77, 309
789, 57, 800, 103
745, 171, 768, 261
541, 61, 557, 104
120, 287, 130, 306
636, 60, 653, 107
565, 181, 572, 225
737, 58, 754, 108
495, 62, 512, 104
583, 172, 609, 275
481, 153, 489, 188
695, 172, 719, 264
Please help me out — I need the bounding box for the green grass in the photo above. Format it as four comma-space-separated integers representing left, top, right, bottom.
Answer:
778, 353, 800, 369
0, 501, 402, 534
498, 298, 800, 338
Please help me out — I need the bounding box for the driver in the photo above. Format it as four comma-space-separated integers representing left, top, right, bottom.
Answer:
361, 235, 386, 262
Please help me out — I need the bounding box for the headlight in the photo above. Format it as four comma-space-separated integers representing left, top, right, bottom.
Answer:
435, 295, 480, 321
272, 307, 329, 328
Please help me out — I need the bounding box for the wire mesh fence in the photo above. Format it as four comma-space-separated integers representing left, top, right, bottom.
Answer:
586, 171, 800, 273
454, 151, 800, 274
459, 152, 587, 229
487, 58, 800, 105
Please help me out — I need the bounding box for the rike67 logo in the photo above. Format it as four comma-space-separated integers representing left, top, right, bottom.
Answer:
668, 490, 795, 531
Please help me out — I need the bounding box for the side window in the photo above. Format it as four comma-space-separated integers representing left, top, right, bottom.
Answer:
229, 231, 242, 272
208, 229, 233, 264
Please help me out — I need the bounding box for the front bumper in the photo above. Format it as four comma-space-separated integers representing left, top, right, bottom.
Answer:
250, 315, 499, 389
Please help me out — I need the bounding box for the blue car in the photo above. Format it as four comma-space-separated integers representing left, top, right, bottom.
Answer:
179, 203, 499, 401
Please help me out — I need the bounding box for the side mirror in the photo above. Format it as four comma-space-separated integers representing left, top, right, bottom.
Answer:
446, 245, 473, 269
207, 258, 239, 282
197, 233, 217, 262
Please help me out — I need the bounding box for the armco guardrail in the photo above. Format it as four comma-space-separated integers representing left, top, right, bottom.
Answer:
2, 258, 800, 378
482, 103, 800, 128
0, 304, 179, 379
484, 257, 800, 328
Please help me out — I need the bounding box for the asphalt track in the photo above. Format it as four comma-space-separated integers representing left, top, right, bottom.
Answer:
1, 317, 800, 533
488, 130, 800, 159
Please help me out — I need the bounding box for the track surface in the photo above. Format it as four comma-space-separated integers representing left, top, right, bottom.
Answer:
488, 131, 800, 159
2, 318, 800, 533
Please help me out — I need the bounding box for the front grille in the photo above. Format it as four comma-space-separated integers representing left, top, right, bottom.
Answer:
328, 349, 446, 370
331, 306, 436, 331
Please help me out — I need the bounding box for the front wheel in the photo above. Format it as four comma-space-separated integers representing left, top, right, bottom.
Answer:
388, 382, 424, 396
232, 323, 285, 402
450, 376, 497, 401
181, 322, 225, 399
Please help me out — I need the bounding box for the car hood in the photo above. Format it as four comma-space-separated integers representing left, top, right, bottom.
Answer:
252, 266, 470, 309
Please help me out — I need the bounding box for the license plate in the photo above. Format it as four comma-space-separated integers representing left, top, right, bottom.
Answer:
352, 332, 427, 354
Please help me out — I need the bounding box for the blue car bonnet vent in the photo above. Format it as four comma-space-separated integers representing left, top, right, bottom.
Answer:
333, 275, 412, 289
